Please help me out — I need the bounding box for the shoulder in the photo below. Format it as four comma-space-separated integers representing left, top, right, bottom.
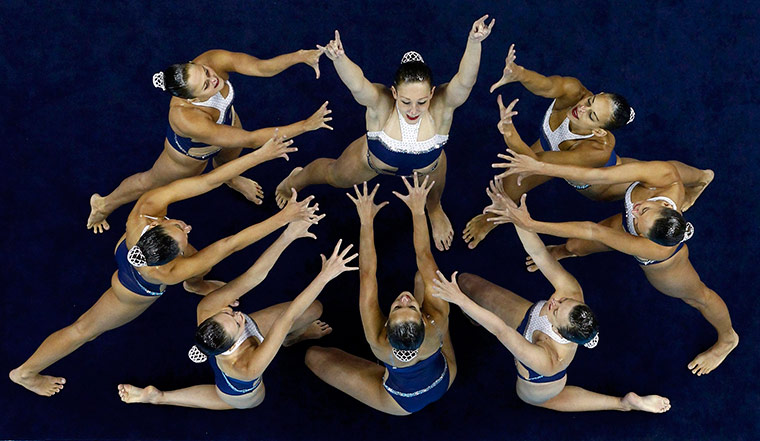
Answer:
169, 104, 214, 135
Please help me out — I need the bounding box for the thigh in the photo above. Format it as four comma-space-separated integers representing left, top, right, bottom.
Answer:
248, 302, 291, 336
305, 347, 408, 415
156, 143, 209, 181
214, 382, 265, 409
75, 273, 158, 335
641, 247, 703, 299
457, 273, 532, 329
330, 136, 379, 186
515, 375, 566, 406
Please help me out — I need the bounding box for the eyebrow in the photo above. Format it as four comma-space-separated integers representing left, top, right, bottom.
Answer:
590, 96, 597, 122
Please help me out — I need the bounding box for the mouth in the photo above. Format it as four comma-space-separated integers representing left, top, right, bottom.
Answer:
571, 107, 579, 119
406, 114, 420, 121
213, 77, 219, 88
632, 203, 641, 216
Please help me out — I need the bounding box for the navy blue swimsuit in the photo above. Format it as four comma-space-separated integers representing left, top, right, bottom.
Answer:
115, 240, 165, 297
515, 304, 567, 383
382, 348, 450, 413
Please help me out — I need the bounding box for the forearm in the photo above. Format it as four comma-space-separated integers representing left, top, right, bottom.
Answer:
411, 211, 436, 279
514, 225, 549, 261
243, 120, 308, 148
531, 157, 610, 183
220, 213, 290, 256
236, 234, 295, 290
358, 222, 380, 307
243, 50, 305, 77
503, 126, 536, 157
452, 40, 483, 90
202, 150, 268, 186
527, 220, 597, 242
514, 66, 560, 97
333, 56, 371, 98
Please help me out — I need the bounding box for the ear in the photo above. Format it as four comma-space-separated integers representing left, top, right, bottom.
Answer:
429, 85, 436, 97
592, 128, 607, 137
149, 221, 160, 227
391, 86, 398, 100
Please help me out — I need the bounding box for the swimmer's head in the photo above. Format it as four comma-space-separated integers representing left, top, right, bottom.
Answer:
156, 63, 194, 99
386, 291, 425, 352
554, 301, 599, 346
646, 207, 690, 247
392, 52, 434, 124
155, 62, 224, 101
135, 225, 181, 266
569, 93, 634, 134
194, 308, 242, 356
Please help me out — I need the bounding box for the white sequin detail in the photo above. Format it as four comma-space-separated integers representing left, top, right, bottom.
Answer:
222, 314, 264, 356
541, 100, 594, 152
367, 105, 448, 155
191, 81, 235, 124
522, 300, 571, 345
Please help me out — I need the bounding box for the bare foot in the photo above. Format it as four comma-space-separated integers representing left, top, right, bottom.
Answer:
86, 193, 111, 234
9, 368, 66, 396
183, 280, 226, 296
525, 245, 573, 272
688, 329, 738, 376
621, 392, 671, 413
284, 320, 332, 346
462, 213, 496, 250
275, 167, 303, 209
118, 384, 162, 404
227, 176, 264, 205
681, 169, 714, 212
428, 206, 454, 251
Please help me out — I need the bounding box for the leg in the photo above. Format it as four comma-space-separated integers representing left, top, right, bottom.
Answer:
536, 386, 670, 413
462, 173, 551, 249
181, 243, 226, 295
87, 144, 207, 233
668, 160, 713, 211
304, 347, 409, 416
249, 300, 331, 346
424, 153, 454, 251
642, 248, 738, 375
213, 111, 264, 205
275, 135, 378, 208
117, 384, 235, 410
457, 273, 532, 329
10, 275, 157, 396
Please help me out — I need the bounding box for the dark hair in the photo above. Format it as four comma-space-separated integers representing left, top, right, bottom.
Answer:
161, 63, 194, 99
393, 61, 433, 88
558, 304, 598, 345
602, 93, 633, 131
135, 225, 180, 266
646, 207, 688, 246
195, 316, 236, 356
386, 318, 425, 350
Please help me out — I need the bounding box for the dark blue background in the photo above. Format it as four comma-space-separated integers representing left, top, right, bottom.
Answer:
1, 1, 758, 440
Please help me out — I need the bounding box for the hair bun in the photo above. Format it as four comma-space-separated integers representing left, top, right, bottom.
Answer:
401, 51, 424, 64
152, 72, 166, 91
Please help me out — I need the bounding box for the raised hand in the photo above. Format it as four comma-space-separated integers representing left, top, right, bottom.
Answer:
256, 129, 298, 162
469, 14, 496, 42
496, 95, 519, 135
431, 270, 467, 305
281, 189, 321, 224
485, 193, 534, 229
392, 173, 434, 215
301, 47, 325, 79
483, 177, 510, 213
317, 30, 345, 61
347, 181, 389, 223
303, 101, 333, 131
319, 239, 359, 280
490, 44, 522, 93
283, 216, 322, 241
492, 149, 542, 184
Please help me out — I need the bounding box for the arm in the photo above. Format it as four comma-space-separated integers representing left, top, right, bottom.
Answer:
199, 48, 324, 78
494, 150, 679, 188
392, 175, 448, 315
196, 219, 320, 322
170, 101, 332, 148
489, 44, 587, 103
513, 226, 582, 299
163, 192, 320, 284
133, 133, 296, 214
235, 241, 357, 380
439, 15, 495, 109
433, 271, 563, 376
319, 31, 385, 111
347, 183, 390, 349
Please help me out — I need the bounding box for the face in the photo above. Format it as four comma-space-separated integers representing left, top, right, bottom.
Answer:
150, 218, 192, 253
392, 82, 434, 123
546, 297, 583, 330
568, 93, 614, 130
213, 307, 246, 341
388, 291, 422, 325
186, 63, 224, 100
630, 200, 673, 236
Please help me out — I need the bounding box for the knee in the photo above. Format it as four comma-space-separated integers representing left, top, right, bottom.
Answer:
70, 317, 104, 342
680, 283, 710, 309
456, 273, 478, 294
304, 346, 328, 372
325, 161, 354, 188
306, 300, 324, 319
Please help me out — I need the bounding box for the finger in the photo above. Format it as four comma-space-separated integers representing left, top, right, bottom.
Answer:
400, 175, 411, 191
377, 201, 390, 210
306, 233, 317, 240
362, 180, 368, 196
391, 190, 403, 200
334, 30, 341, 43
413, 172, 420, 188
489, 81, 502, 94
322, 123, 334, 130
339, 243, 354, 258
289, 188, 298, 201
333, 238, 344, 256
314, 64, 320, 79
520, 193, 528, 207
476, 14, 488, 24
370, 183, 380, 199
487, 18, 495, 30
343, 252, 359, 263
491, 163, 509, 169
497, 94, 505, 110
450, 271, 459, 283
320, 254, 326, 265
517, 175, 524, 186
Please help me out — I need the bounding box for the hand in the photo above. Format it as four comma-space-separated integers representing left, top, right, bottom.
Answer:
347, 181, 389, 223
492, 149, 542, 185
483, 177, 510, 213
319, 239, 359, 280
468, 14, 495, 42
301, 47, 325, 79
490, 44, 522, 93
317, 30, 345, 61
283, 217, 321, 241
392, 173, 434, 215
256, 129, 298, 162
496, 95, 519, 135
431, 270, 466, 305
281, 189, 321, 224
303, 101, 333, 132
485, 193, 534, 229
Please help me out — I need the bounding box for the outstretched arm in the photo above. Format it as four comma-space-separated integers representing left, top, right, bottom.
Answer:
197, 48, 324, 79
393, 175, 448, 316
319, 30, 385, 111
439, 15, 495, 109
132, 133, 296, 215
433, 271, 562, 376
347, 182, 390, 349
513, 226, 582, 300
235, 241, 357, 380
490, 44, 588, 103
196, 219, 321, 323
494, 150, 679, 188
